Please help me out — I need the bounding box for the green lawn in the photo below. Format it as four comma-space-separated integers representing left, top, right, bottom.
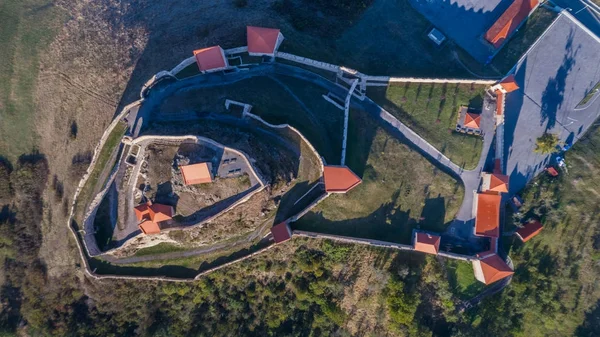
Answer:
0, 1, 67, 160
445, 259, 485, 300
368, 82, 486, 169
293, 108, 463, 244
74, 121, 127, 223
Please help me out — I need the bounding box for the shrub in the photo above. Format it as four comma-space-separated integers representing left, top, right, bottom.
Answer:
535, 133, 560, 154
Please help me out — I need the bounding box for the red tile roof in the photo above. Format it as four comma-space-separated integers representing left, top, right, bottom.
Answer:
134, 201, 173, 234
271, 222, 292, 243
546, 167, 559, 177
495, 89, 504, 116
180, 163, 213, 185
193, 46, 227, 71
499, 74, 520, 93
413, 232, 441, 255
488, 173, 509, 193
485, 0, 539, 48
139, 220, 161, 235
323, 166, 362, 193
148, 203, 174, 223
516, 220, 543, 242
464, 112, 481, 129
475, 254, 514, 285
475, 193, 501, 237
134, 203, 150, 222
247, 26, 282, 55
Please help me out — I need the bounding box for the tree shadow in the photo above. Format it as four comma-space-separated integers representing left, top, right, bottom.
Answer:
418, 195, 446, 232
540, 29, 577, 131
576, 299, 600, 337
293, 198, 415, 244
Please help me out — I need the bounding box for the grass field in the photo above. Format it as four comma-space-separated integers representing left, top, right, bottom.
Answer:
73, 121, 127, 223
368, 82, 486, 169
0, 1, 67, 160
294, 107, 463, 244
158, 75, 343, 164
445, 259, 485, 300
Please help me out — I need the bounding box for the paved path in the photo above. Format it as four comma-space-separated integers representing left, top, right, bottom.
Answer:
551, 0, 600, 37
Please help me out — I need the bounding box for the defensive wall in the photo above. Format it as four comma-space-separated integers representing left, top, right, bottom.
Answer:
67, 45, 499, 283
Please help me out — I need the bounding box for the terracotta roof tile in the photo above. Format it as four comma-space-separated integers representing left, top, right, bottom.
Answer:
475, 193, 501, 237
516, 220, 543, 242
271, 222, 292, 243
180, 163, 213, 185
148, 204, 173, 223
133, 201, 173, 234
500, 74, 520, 93
474, 254, 514, 284
485, 0, 539, 48
247, 26, 282, 55
489, 173, 509, 193
464, 112, 481, 129
413, 232, 441, 255
323, 166, 362, 193
139, 220, 161, 235
193, 46, 227, 71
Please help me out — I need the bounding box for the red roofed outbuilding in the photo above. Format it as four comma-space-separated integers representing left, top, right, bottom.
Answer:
516, 220, 543, 242
271, 222, 292, 243
464, 112, 481, 129
499, 74, 520, 93
180, 162, 213, 185
474, 192, 501, 238
485, 0, 539, 48
323, 166, 362, 193
139, 220, 161, 235
134, 201, 174, 235
193, 46, 228, 72
481, 172, 509, 193
472, 254, 514, 285
413, 232, 441, 255
247, 26, 284, 56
